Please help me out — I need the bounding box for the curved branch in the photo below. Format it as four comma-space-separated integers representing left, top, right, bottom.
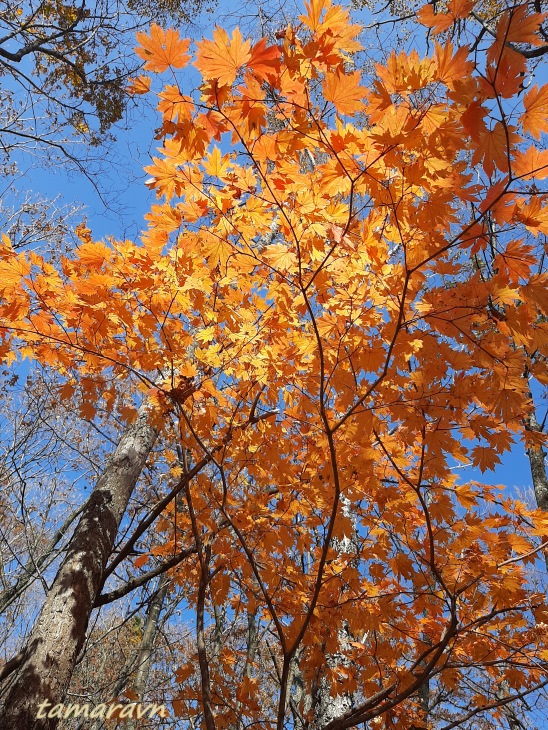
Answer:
94, 546, 197, 606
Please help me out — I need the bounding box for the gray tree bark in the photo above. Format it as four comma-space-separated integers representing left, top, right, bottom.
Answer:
312, 625, 354, 728
126, 574, 170, 730
524, 404, 548, 573
525, 408, 548, 511
0, 402, 158, 729
312, 495, 357, 729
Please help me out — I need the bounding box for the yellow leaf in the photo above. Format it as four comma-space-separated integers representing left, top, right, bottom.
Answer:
264, 243, 297, 273
203, 146, 231, 178
196, 326, 216, 343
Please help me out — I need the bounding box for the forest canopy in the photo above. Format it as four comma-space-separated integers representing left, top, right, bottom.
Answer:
1, 1, 548, 729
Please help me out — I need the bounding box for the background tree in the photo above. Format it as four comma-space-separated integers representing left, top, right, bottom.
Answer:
0, 0, 216, 163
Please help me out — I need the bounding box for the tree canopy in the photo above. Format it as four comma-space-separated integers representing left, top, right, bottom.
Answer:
1, 0, 548, 728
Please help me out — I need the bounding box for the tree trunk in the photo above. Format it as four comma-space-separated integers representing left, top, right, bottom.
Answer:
312, 624, 354, 728
313, 495, 357, 729
524, 406, 548, 572
126, 575, 169, 730
0, 403, 158, 729
525, 409, 548, 511
497, 680, 525, 730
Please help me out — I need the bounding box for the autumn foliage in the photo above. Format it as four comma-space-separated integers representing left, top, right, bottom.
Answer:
1, 0, 548, 727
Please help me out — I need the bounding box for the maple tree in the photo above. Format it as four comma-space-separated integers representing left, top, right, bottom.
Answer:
1, 0, 548, 728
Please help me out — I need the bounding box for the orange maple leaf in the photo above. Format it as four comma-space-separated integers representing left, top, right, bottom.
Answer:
301, 0, 362, 58
195, 27, 252, 87
435, 43, 473, 90
522, 273, 548, 314
417, 5, 455, 34
376, 49, 435, 94
461, 101, 488, 141
471, 445, 502, 473
301, 0, 332, 31
521, 84, 548, 140
144, 156, 181, 199
513, 196, 548, 236
76, 242, 113, 268
513, 146, 548, 180
323, 70, 367, 115
264, 243, 297, 273
496, 4, 546, 47
247, 37, 281, 84
126, 75, 151, 95
483, 48, 527, 99
135, 24, 191, 73
472, 122, 515, 177
417, 0, 474, 34
0, 256, 31, 292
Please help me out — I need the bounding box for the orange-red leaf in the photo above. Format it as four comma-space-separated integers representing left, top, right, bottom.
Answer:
247, 37, 281, 83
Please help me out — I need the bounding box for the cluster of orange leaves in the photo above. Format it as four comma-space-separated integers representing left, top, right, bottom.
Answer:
2, 0, 548, 727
